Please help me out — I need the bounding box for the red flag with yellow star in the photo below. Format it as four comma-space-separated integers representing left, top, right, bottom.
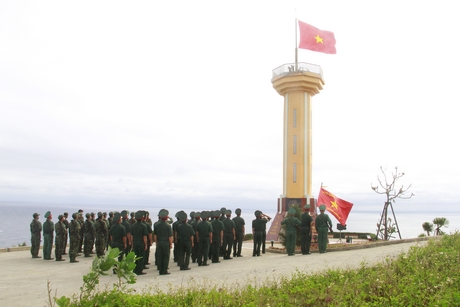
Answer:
298, 20, 336, 54
317, 187, 353, 226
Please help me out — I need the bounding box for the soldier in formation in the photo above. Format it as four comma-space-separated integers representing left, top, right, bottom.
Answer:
232, 208, 245, 257
54, 214, 66, 261
109, 212, 127, 261
69, 212, 81, 263
154, 209, 173, 275
175, 211, 195, 270
30, 213, 42, 258
84, 213, 95, 257
42, 211, 54, 260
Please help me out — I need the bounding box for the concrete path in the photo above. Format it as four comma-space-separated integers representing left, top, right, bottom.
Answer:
0, 240, 429, 307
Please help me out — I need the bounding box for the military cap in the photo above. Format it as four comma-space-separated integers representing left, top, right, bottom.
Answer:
135, 210, 144, 220
304, 204, 311, 209
113, 212, 121, 223
78, 209, 83, 213
44, 211, 51, 218
189, 211, 195, 219
109, 211, 114, 217
103, 212, 107, 216
58, 214, 64, 220
220, 207, 227, 214
225, 209, 232, 215
200, 211, 208, 219
175, 211, 180, 218
97, 212, 103, 217
319, 204, 327, 211
159, 209, 169, 219
33, 213, 40, 218
120, 210, 128, 216
72, 212, 78, 219
288, 208, 296, 215
177, 211, 187, 222
63, 212, 68, 216
130, 212, 135, 217
235, 208, 241, 215
85, 213, 90, 218
91, 212, 95, 216
254, 210, 262, 217
213, 210, 220, 217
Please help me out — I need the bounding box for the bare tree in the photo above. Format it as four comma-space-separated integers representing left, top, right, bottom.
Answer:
371, 166, 414, 240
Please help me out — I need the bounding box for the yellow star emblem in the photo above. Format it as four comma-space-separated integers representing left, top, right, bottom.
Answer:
331, 201, 338, 210
315, 35, 323, 44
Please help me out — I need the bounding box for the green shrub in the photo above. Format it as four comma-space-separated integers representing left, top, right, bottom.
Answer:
54, 233, 460, 306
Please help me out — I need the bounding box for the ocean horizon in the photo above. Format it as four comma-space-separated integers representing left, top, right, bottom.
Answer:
1, 201, 459, 248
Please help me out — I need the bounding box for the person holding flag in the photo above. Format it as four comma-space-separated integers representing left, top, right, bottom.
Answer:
315, 204, 333, 253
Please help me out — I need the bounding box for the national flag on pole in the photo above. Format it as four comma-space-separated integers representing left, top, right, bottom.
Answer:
298, 20, 336, 54
317, 187, 353, 226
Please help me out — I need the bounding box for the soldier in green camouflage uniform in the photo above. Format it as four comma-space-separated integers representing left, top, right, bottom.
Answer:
69, 213, 81, 263
30, 213, 42, 258
63, 212, 69, 255
84, 213, 95, 257
54, 215, 66, 261
43, 211, 54, 260
77, 210, 85, 253
95, 212, 108, 257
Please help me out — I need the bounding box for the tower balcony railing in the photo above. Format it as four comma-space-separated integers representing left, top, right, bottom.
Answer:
272, 62, 323, 81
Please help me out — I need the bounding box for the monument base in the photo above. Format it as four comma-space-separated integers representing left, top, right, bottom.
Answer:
266, 197, 316, 241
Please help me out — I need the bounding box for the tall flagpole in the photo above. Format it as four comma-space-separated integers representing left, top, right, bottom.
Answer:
295, 16, 298, 70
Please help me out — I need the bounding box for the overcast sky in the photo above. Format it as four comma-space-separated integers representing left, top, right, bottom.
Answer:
1, 1, 459, 215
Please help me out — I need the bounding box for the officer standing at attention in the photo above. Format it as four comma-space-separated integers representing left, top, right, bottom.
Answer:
54, 214, 66, 261
281, 208, 301, 256
315, 204, 333, 253
154, 209, 173, 275
30, 213, 42, 258
176, 211, 195, 270
131, 210, 148, 275
196, 211, 213, 266
300, 204, 313, 255
232, 208, 245, 257
69, 212, 81, 263
43, 211, 54, 260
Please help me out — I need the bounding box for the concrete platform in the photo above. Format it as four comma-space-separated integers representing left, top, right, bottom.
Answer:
0, 239, 430, 307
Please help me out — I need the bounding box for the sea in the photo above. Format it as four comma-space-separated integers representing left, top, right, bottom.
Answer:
1, 201, 460, 249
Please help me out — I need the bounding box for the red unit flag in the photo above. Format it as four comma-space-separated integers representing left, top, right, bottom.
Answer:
298, 20, 336, 54
317, 187, 353, 225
